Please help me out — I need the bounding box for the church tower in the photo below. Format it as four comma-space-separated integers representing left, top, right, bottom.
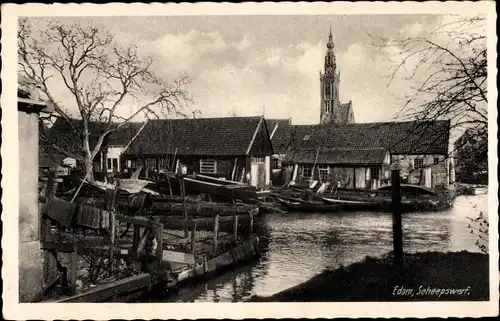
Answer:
320, 28, 354, 125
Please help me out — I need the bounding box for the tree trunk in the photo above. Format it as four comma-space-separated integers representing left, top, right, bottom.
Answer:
84, 157, 94, 182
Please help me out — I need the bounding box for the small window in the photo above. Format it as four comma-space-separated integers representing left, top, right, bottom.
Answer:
414, 158, 424, 169
272, 158, 281, 169
112, 158, 118, 171
126, 160, 132, 168
146, 158, 156, 169
433, 157, 440, 165
301, 166, 312, 178
318, 165, 329, 182
370, 167, 380, 180
107, 158, 112, 170
200, 159, 217, 174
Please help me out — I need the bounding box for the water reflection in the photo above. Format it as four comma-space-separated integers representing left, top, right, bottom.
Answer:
163, 194, 487, 302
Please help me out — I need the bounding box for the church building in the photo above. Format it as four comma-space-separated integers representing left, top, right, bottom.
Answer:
270, 28, 453, 190
319, 28, 355, 125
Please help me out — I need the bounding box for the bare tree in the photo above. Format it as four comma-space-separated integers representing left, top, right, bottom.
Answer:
18, 18, 192, 181
373, 15, 487, 165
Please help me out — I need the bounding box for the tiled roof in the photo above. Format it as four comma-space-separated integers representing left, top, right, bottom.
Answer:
284, 147, 388, 165
43, 118, 145, 162
123, 116, 269, 156
272, 120, 450, 158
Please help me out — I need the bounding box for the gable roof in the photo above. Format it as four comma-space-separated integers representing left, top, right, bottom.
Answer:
339, 101, 354, 124
272, 120, 451, 157
42, 118, 145, 164
123, 116, 273, 157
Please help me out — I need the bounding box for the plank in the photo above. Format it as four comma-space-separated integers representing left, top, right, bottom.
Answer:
55, 273, 151, 303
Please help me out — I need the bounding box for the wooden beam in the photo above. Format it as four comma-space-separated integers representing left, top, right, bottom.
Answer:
181, 178, 189, 238
213, 215, 220, 253
233, 215, 239, 244
55, 274, 151, 303
191, 221, 197, 258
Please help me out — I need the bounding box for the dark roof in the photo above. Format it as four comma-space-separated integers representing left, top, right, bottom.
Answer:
124, 116, 270, 156
284, 147, 388, 165
272, 120, 451, 157
43, 118, 145, 160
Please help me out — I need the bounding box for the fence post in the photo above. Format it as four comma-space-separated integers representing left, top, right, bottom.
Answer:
132, 225, 141, 257
153, 217, 163, 262
213, 215, 220, 253
391, 169, 403, 275
191, 220, 197, 258
233, 215, 239, 244
181, 178, 189, 238
70, 243, 77, 296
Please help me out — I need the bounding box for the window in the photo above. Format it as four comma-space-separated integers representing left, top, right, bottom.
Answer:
272, 158, 281, 169
107, 158, 112, 170
200, 159, 217, 174
112, 158, 118, 172
414, 158, 424, 169
318, 165, 329, 182
301, 166, 312, 178
434, 157, 440, 165
252, 157, 265, 164
145, 158, 156, 169
370, 167, 380, 180
126, 160, 132, 168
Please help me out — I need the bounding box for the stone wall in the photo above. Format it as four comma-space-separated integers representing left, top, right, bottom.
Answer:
18, 111, 43, 302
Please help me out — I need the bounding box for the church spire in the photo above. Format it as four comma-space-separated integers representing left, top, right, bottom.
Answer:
327, 26, 334, 50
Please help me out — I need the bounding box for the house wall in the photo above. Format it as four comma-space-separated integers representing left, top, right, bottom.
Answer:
390, 154, 449, 189
126, 154, 271, 188
296, 164, 388, 190
18, 110, 43, 302
106, 146, 125, 173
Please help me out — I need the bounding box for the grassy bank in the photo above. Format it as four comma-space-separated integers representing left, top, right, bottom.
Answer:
250, 251, 489, 302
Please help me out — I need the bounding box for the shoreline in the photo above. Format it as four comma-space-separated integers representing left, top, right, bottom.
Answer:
249, 251, 489, 302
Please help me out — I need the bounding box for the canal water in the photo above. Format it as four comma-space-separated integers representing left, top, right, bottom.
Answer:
163, 194, 488, 302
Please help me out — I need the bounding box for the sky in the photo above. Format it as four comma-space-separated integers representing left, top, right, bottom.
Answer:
25, 14, 473, 125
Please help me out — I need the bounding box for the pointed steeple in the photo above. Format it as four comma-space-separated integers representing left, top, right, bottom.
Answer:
327, 26, 334, 50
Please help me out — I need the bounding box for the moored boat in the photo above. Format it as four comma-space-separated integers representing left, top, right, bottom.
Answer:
183, 176, 260, 204
277, 197, 342, 213
321, 196, 381, 211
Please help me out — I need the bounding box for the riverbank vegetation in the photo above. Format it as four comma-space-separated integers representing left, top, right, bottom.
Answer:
250, 251, 489, 302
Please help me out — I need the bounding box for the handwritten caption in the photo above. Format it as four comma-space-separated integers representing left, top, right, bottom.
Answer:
393, 285, 472, 297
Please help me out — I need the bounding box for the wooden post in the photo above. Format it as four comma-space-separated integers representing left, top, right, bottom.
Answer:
249, 212, 254, 235
391, 169, 403, 275
191, 221, 197, 258
231, 158, 238, 181
213, 215, 220, 253
153, 218, 163, 261
181, 178, 189, 238
132, 225, 141, 255
233, 215, 239, 244
137, 228, 152, 255
42, 171, 58, 284
70, 244, 77, 295
109, 212, 115, 272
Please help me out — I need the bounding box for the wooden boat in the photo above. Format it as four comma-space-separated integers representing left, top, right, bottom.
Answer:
276, 197, 342, 213
377, 184, 437, 196
183, 176, 259, 204
321, 196, 381, 211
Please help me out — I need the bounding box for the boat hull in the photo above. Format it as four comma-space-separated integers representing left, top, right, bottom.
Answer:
277, 197, 342, 213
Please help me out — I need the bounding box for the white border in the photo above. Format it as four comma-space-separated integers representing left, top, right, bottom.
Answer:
2, 2, 498, 319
